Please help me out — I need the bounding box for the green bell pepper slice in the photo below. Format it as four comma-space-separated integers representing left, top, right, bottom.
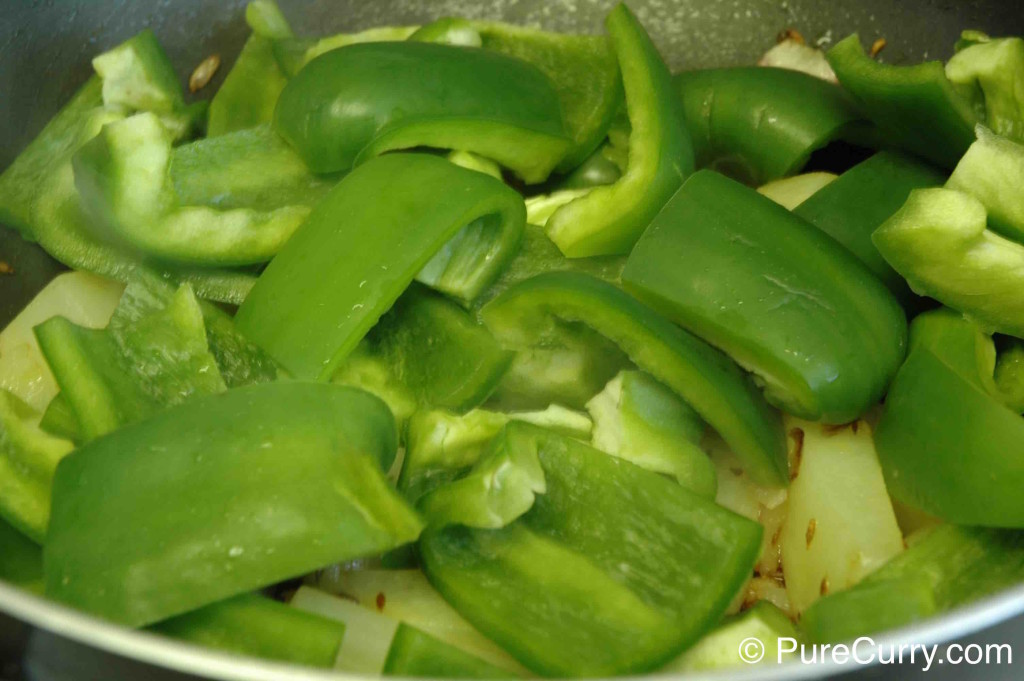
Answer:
623, 170, 907, 424
73, 113, 329, 266
826, 34, 980, 169
545, 4, 693, 257
414, 18, 623, 172
39, 393, 81, 443
802, 525, 1024, 642
481, 271, 787, 486
674, 66, 863, 185
793, 151, 945, 306
273, 41, 570, 182
44, 382, 422, 627
35, 281, 226, 441
236, 153, 525, 381
384, 623, 515, 678
420, 422, 762, 677
873, 187, 1024, 337
874, 312, 1024, 526
995, 339, 1024, 413
947, 126, 1024, 243
946, 33, 1024, 143
151, 593, 347, 668
0, 515, 43, 593
587, 370, 716, 497
366, 285, 513, 414
0, 390, 74, 543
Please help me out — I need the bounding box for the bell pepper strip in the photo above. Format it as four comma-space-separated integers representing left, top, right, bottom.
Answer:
446, 151, 503, 180
623, 170, 908, 424
273, 41, 570, 182
0, 516, 44, 593
544, 4, 693, 257
481, 272, 787, 486
793, 151, 945, 306
150, 593, 346, 668
995, 339, 1024, 413
235, 153, 525, 381
206, 2, 294, 136
874, 315, 1024, 526
947, 126, 1024, 243
673, 67, 863, 185
826, 34, 980, 169
587, 370, 716, 497
44, 382, 422, 627
873, 187, 1024, 337
413, 17, 622, 174
945, 33, 1024, 142
801, 526, 1024, 642
663, 601, 801, 671
0, 271, 123, 413
367, 286, 513, 414
39, 393, 80, 443
906, 308, 999, 394
73, 114, 317, 267
779, 417, 904, 615
419, 423, 763, 677
309, 568, 528, 674
275, 26, 420, 77
0, 390, 74, 543
558, 142, 624, 189
757, 172, 837, 210
400, 406, 591, 505
332, 343, 419, 432
34, 281, 226, 441
384, 623, 515, 679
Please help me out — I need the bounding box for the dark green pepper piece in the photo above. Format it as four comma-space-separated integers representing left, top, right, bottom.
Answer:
623, 170, 907, 424
384, 623, 514, 678
0, 516, 43, 593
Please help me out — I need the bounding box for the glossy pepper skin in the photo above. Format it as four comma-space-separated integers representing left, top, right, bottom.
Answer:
481, 271, 787, 487
792, 151, 944, 307
544, 3, 694, 257
274, 41, 570, 182
674, 66, 863, 185
44, 382, 423, 627
236, 153, 525, 381
827, 34, 980, 169
874, 311, 1024, 527
420, 422, 762, 677
623, 170, 907, 424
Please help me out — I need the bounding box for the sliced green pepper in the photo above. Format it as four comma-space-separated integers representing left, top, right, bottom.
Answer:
947, 126, 1024, 243
946, 33, 1024, 142
236, 153, 525, 381
674, 66, 863, 185
874, 311, 1024, 526
623, 170, 907, 424
587, 370, 716, 497
873, 187, 1024, 337
801, 526, 1024, 642
995, 339, 1024, 413
39, 393, 81, 443
384, 623, 514, 678
45, 382, 422, 627
0, 515, 43, 593
35, 282, 226, 441
420, 423, 762, 677
274, 41, 570, 182
151, 593, 346, 668
276, 27, 418, 77
544, 4, 693, 257
826, 34, 980, 168
0, 390, 74, 543
793, 151, 945, 305
481, 271, 787, 486
74, 113, 327, 266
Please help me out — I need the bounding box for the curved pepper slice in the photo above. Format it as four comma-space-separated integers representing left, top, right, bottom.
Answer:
674, 66, 863, 185
827, 34, 980, 169
624, 170, 907, 424
544, 4, 693, 257
419, 422, 762, 677
0, 516, 43, 592
44, 382, 423, 627
792, 151, 944, 306
874, 312, 1024, 526
480, 271, 787, 486
236, 153, 524, 381
947, 126, 1024, 243
73, 113, 327, 266
274, 41, 570, 182
873, 187, 1024, 337
946, 33, 1024, 143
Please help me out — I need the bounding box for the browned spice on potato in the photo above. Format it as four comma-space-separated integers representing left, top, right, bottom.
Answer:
777, 28, 806, 45
806, 518, 817, 548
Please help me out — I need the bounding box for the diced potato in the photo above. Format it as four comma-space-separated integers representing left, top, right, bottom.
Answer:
780, 417, 903, 614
